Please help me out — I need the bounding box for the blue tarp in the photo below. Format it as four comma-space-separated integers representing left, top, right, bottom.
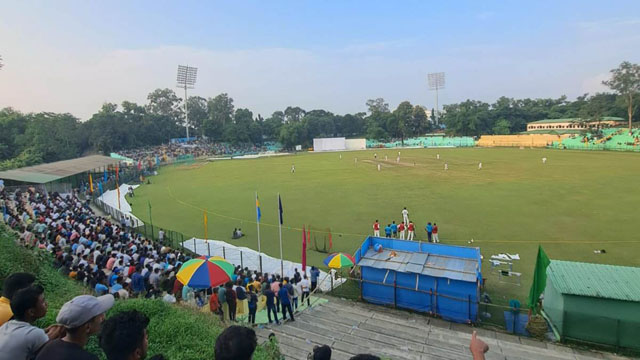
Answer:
356, 236, 482, 323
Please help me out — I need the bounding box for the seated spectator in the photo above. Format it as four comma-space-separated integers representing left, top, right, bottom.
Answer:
214, 325, 257, 360
350, 355, 380, 360
0, 272, 36, 326
310, 344, 332, 360
99, 310, 163, 360
35, 294, 114, 360
0, 285, 50, 360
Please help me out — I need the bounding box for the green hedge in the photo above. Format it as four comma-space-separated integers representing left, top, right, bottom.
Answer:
0, 226, 280, 360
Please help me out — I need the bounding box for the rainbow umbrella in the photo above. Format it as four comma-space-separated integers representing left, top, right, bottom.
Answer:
323, 252, 356, 269
177, 257, 235, 289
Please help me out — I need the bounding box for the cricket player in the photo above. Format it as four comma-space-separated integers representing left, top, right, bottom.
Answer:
402, 207, 409, 226
407, 221, 415, 240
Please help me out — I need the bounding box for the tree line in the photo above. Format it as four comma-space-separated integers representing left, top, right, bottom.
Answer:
1, 62, 637, 170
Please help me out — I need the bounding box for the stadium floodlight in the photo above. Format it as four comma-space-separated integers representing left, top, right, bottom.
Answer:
176, 65, 198, 139
427, 72, 445, 125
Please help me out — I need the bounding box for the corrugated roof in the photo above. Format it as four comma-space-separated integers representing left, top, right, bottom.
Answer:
547, 260, 640, 302
0, 155, 119, 184
528, 117, 625, 125
358, 248, 479, 283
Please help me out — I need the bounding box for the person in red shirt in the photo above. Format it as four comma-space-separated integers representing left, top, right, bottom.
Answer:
209, 288, 223, 321
373, 220, 380, 237
398, 222, 405, 240
432, 223, 439, 243
407, 221, 415, 240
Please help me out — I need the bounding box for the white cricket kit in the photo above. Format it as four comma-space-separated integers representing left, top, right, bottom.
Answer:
402, 209, 409, 225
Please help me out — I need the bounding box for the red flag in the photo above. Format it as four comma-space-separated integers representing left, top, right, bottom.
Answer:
115, 164, 119, 182
137, 160, 142, 170
302, 225, 307, 272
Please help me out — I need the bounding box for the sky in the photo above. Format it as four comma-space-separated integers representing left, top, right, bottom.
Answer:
1, 0, 639, 121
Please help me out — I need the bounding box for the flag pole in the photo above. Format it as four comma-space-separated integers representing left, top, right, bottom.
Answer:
278, 193, 283, 277
256, 191, 262, 273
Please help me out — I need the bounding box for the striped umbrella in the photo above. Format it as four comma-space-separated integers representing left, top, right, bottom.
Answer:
176, 257, 235, 289
323, 252, 356, 269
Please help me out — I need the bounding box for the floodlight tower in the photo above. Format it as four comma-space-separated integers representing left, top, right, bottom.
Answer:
427, 72, 445, 125
176, 65, 198, 139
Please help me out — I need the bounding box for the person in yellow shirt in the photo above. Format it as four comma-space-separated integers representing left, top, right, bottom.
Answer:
0, 273, 36, 326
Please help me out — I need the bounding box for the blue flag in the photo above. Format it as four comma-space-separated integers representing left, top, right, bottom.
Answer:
155, 155, 160, 165
278, 195, 283, 225
256, 195, 261, 222
103, 170, 108, 183
98, 182, 103, 195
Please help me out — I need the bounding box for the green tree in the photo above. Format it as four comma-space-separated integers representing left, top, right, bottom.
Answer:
206, 93, 234, 139
284, 106, 306, 123
263, 111, 285, 140
603, 61, 640, 132
441, 100, 492, 136
366, 98, 390, 114
406, 106, 429, 136
146, 88, 183, 126
187, 96, 208, 137
279, 122, 307, 149
492, 119, 511, 135
390, 101, 412, 143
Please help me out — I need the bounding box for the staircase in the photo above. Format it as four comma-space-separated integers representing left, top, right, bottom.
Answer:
256, 296, 629, 360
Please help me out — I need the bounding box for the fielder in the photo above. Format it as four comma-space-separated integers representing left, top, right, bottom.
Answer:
402, 207, 409, 226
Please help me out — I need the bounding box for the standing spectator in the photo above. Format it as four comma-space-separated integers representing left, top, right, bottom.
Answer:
214, 326, 257, 360
35, 294, 114, 360
292, 280, 301, 310
158, 229, 165, 244
0, 285, 50, 360
218, 284, 227, 322
131, 266, 145, 297
263, 286, 279, 325
310, 267, 320, 292
270, 277, 281, 312
209, 287, 223, 321
225, 282, 237, 322
278, 283, 294, 322
391, 221, 398, 238
384, 224, 392, 238
99, 310, 163, 360
432, 223, 439, 243
0, 272, 36, 327
234, 279, 247, 317
247, 285, 258, 325
300, 274, 311, 306
425, 222, 433, 243
407, 221, 415, 240
372, 220, 380, 237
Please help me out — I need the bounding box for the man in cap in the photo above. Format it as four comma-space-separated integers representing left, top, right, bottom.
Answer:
35, 294, 114, 360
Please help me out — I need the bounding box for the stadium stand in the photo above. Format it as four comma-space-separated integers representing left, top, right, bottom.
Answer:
367, 136, 476, 148
476, 134, 567, 148
551, 128, 640, 151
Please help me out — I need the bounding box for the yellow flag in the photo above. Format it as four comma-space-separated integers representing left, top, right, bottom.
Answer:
203, 211, 208, 240
89, 174, 94, 193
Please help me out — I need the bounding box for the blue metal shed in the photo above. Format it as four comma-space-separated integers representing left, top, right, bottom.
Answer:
355, 237, 482, 323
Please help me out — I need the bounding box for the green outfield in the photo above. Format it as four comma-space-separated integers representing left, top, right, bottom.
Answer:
129, 148, 640, 302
